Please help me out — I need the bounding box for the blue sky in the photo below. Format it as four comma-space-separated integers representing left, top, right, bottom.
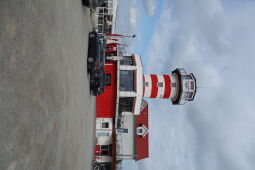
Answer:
116, 0, 255, 170
115, 0, 164, 71
131, 0, 163, 58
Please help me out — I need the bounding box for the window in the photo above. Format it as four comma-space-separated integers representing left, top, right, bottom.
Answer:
99, 9, 104, 15
137, 126, 148, 137
119, 97, 134, 112
190, 81, 195, 90
144, 82, 149, 87
137, 128, 144, 136
100, 145, 112, 156
120, 56, 134, 65
97, 132, 109, 137
185, 82, 189, 89
102, 122, 109, 128
105, 74, 111, 86
119, 70, 134, 91
182, 75, 192, 80
171, 83, 177, 87
188, 92, 194, 99
117, 128, 128, 133
101, 150, 108, 155
98, 26, 103, 34
184, 91, 189, 98
101, 145, 109, 155
101, 145, 108, 150
157, 82, 163, 87
184, 91, 194, 99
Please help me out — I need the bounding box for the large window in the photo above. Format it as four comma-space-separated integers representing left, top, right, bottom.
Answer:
119, 70, 134, 91
120, 56, 134, 66
119, 97, 134, 112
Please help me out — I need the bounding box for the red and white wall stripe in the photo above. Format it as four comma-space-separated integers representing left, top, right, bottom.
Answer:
143, 74, 178, 99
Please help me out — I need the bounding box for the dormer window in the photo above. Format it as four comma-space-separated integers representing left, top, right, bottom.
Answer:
137, 125, 148, 137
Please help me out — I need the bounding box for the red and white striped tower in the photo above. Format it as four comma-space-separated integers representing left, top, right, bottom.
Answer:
143, 68, 197, 105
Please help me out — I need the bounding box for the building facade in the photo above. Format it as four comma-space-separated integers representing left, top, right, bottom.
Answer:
94, 54, 197, 170
96, 0, 118, 36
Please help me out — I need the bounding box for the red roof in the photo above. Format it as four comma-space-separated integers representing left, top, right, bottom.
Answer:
135, 103, 149, 161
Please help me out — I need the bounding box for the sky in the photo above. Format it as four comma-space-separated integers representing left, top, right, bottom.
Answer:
116, 0, 255, 170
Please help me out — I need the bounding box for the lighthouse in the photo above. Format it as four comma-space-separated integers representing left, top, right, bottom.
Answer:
143, 68, 197, 104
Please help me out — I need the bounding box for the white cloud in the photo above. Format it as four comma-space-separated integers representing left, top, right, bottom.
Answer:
115, 1, 139, 53
129, 8, 139, 31
143, 0, 157, 16
130, 0, 137, 4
